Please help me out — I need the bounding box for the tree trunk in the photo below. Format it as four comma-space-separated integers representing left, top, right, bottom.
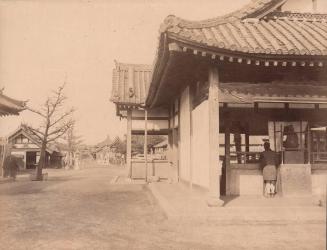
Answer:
36, 141, 47, 181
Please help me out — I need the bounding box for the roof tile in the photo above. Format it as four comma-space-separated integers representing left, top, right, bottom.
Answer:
111, 61, 152, 106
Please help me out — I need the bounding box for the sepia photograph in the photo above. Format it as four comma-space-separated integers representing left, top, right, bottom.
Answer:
0, 0, 327, 249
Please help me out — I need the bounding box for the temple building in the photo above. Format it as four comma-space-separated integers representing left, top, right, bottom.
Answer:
111, 0, 327, 205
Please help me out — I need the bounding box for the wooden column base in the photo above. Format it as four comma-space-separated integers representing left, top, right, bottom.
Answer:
206, 196, 224, 207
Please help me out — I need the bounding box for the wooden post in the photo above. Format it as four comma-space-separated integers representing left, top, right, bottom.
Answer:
225, 122, 231, 195
189, 87, 193, 189
307, 124, 311, 164
127, 109, 132, 179
245, 132, 250, 163
172, 99, 179, 182
207, 66, 224, 206
144, 109, 148, 181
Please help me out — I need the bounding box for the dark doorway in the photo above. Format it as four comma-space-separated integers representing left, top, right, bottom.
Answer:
26, 151, 37, 169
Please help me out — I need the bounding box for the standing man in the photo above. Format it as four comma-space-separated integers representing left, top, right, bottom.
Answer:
260, 142, 278, 197
4, 154, 19, 181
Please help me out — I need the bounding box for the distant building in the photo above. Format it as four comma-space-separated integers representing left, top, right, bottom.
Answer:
7, 125, 63, 169
94, 136, 124, 165
153, 139, 168, 160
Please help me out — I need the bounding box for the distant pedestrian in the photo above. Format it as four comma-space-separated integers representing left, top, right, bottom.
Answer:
260, 142, 279, 197
121, 154, 125, 166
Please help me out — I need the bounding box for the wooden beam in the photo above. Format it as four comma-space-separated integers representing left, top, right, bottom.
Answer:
207, 66, 223, 206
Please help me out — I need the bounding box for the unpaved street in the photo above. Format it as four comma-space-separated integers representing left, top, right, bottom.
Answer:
0, 165, 325, 250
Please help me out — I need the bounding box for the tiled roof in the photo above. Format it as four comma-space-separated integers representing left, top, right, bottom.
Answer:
111, 61, 152, 106
0, 92, 26, 116
219, 82, 327, 103
160, 1, 327, 56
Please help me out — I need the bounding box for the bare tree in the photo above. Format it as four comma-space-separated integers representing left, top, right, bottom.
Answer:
24, 84, 74, 180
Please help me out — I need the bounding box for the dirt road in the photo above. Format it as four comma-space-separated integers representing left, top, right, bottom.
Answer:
0, 165, 324, 250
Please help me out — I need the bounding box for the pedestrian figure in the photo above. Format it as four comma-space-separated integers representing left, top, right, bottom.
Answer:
4, 154, 19, 181
121, 154, 125, 166
260, 142, 279, 198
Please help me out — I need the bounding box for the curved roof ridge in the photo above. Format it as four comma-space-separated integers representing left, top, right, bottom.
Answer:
159, 0, 287, 32
265, 11, 327, 21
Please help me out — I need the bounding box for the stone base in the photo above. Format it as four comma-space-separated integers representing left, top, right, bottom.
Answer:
206, 196, 224, 207
279, 164, 312, 196
148, 175, 160, 183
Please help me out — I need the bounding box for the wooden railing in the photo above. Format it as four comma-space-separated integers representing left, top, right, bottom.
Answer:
311, 152, 327, 164
230, 151, 261, 164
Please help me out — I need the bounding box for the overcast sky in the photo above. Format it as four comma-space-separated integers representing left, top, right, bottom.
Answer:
0, 0, 251, 144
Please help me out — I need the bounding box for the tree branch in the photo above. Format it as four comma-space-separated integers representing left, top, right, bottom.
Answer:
27, 107, 47, 118
21, 124, 44, 143
47, 120, 74, 142
49, 108, 75, 128
49, 84, 66, 118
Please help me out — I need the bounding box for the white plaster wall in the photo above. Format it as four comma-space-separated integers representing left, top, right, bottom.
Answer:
191, 100, 210, 188
311, 170, 327, 196
229, 168, 263, 195
179, 87, 191, 182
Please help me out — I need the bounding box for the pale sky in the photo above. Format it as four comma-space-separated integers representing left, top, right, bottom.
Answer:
2, 0, 323, 145
0, 0, 251, 144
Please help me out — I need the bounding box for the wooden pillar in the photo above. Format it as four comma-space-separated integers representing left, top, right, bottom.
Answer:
207, 66, 224, 206
172, 100, 179, 182
245, 132, 250, 163
127, 109, 132, 179
144, 109, 148, 181
225, 122, 231, 195
189, 88, 193, 189
307, 124, 311, 164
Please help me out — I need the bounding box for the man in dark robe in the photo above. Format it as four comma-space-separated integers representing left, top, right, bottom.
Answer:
4, 155, 19, 181
260, 142, 278, 197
